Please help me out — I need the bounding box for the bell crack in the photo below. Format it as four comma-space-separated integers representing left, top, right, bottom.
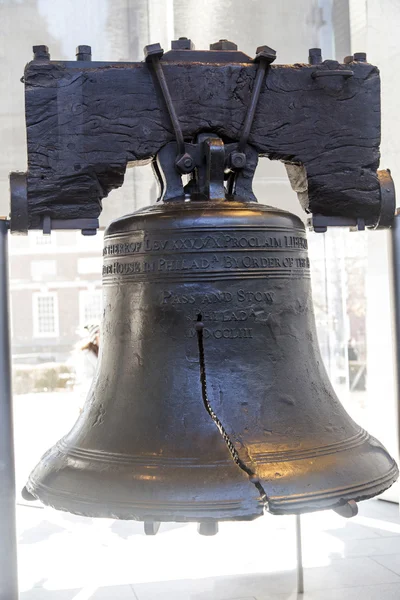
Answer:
195, 314, 268, 506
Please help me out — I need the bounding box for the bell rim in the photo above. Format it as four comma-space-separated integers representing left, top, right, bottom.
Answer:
266, 461, 399, 515
25, 477, 265, 522
26, 461, 398, 519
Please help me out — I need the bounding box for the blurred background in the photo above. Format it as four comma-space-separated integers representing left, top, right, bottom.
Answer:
0, 1, 399, 598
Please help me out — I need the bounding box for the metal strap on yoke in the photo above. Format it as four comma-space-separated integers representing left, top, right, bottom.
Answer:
144, 43, 276, 179
144, 43, 188, 170
238, 45, 276, 153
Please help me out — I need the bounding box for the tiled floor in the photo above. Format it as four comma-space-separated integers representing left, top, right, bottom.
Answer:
17, 498, 400, 600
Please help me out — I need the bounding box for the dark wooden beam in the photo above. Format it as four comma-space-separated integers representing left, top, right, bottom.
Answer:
22, 56, 385, 227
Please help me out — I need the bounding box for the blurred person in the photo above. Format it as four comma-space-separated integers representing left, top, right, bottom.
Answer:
21, 324, 100, 503
73, 323, 100, 411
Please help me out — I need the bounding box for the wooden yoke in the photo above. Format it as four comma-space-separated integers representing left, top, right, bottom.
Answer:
10, 41, 395, 232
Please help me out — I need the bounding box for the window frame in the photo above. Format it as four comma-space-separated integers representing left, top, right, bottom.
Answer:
79, 289, 103, 329
32, 291, 59, 338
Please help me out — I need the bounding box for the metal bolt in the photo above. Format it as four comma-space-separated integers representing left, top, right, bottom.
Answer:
308, 48, 322, 65
144, 43, 164, 61
171, 37, 194, 50
354, 52, 367, 62
76, 45, 92, 61
230, 151, 247, 169
209, 39, 238, 51
175, 152, 194, 174
32, 45, 50, 60
255, 45, 277, 64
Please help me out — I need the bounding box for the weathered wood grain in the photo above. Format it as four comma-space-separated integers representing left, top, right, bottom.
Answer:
23, 58, 382, 227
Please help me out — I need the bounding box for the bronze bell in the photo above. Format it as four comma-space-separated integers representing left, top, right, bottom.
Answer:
25, 198, 398, 522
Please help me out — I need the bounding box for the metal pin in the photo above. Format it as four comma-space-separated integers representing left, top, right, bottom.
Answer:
333, 500, 358, 518
197, 522, 219, 536
21, 486, 36, 502
144, 521, 160, 535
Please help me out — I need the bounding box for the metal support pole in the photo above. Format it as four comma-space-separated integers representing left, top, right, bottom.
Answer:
295, 514, 304, 595
391, 211, 400, 494
0, 220, 19, 599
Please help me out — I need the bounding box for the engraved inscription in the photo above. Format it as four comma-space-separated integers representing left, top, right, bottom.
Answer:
102, 254, 309, 276
187, 308, 256, 323
168, 289, 275, 340
237, 289, 274, 303
102, 230, 310, 280
161, 289, 274, 305
187, 327, 253, 340
103, 232, 308, 256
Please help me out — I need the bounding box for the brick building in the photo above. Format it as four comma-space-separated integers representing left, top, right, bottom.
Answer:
9, 230, 104, 364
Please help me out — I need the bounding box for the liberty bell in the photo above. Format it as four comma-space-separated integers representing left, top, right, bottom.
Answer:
25, 131, 398, 526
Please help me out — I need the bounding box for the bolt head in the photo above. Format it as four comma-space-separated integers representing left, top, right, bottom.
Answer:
175, 153, 194, 174
209, 39, 238, 51
76, 45, 92, 61
255, 45, 276, 64
354, 52, 367, 62
76, 45, 92, 54
33, 45, 50, 60
308, 47, 322, 64
171, 38, 194, 50
144, 43, 164, 61
230, 151, 246, 169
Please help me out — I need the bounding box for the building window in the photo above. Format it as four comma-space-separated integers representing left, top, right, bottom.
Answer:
79, 290, 102, 327
29, 231, 55, 247
77, 257, 102, 275
31, 260, 57, 281
33, 293, 59, 337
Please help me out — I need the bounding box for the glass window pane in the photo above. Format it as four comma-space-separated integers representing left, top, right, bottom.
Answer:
79, 290, 103, 328
33, 292, 58, 337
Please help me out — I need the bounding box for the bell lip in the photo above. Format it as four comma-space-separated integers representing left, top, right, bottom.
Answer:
25, 461, 398, 521
25, 478, 265, 522
265, 461, 399, 515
